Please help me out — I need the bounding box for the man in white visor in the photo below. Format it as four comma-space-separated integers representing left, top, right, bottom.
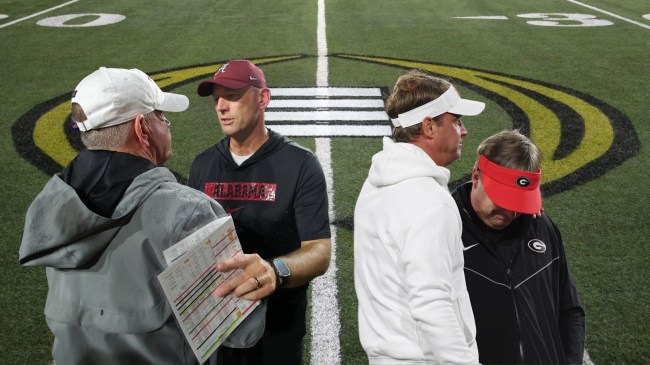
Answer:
354, 69, 485, 364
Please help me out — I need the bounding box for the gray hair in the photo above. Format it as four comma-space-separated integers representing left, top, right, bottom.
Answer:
476, 130, 542, 172
72, 102, 137, 150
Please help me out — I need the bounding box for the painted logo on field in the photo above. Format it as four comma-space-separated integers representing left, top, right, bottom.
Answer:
11, 54, 640, 197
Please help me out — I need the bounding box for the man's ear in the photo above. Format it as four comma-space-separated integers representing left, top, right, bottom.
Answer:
259, 88, 271, 110
133, 114, 150, 148
420, 116, 436, 138
471, 167, 480, 189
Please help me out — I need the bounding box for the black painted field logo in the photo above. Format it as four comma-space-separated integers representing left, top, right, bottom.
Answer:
11, 54, 639, 197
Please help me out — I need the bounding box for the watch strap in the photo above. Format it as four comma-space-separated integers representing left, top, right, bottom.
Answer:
269, 259, 284, 287
271, 258, 290, 288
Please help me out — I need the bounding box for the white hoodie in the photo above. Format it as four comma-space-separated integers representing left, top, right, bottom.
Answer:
354, 137, 479, 364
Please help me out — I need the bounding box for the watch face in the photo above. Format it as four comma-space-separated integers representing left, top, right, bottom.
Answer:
273, 258, 291, 277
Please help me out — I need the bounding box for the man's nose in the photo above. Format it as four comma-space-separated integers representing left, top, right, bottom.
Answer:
216, 98, 228, 112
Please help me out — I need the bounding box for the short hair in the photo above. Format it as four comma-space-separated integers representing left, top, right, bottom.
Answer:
385, 70, 452, 143
72, 103, 132, 149
476, 130, 542, 172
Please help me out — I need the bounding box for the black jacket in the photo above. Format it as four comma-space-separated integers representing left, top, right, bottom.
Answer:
453, 182, 585, 365
188, 129, 331, 345
188, 129, 330, 259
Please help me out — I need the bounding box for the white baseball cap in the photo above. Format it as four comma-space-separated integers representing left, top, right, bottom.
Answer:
71, 67, 189, 131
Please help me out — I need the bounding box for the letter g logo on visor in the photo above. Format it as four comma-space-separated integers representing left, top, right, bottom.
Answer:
516, 177, 531, 187
478, 155, 542, 214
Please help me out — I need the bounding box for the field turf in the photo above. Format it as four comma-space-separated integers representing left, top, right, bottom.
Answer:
1, 1, 648, 363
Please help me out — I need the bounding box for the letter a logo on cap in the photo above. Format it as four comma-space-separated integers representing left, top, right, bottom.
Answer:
216, 63, 229, 75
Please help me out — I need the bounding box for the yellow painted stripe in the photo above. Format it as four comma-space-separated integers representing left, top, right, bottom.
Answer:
32, 55, 303, 168
340, 55, 614, 183
150, 55, 304, 87
33, 54, 614, 185
32, 102, 77, 167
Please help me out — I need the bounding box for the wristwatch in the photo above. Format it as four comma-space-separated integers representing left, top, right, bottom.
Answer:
270, 258, 291, 287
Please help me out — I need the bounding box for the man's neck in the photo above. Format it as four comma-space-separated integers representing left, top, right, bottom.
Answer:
410, 138, 448, 167
229, 126, 269, 156
112, 145, 160, 166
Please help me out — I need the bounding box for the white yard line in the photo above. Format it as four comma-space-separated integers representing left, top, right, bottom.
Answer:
316, 0, 328, 87
311, 0, 342, 364
0, 0, 79, 29
568, 0, 650, 30
312, 138, 341, 365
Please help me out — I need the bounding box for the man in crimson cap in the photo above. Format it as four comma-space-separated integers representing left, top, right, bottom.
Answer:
452, 130, 585, 365
189, 60, 332, 365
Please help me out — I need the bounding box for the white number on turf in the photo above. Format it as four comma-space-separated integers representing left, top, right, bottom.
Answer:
518, 13, 613, 27
37, 13, 125, 27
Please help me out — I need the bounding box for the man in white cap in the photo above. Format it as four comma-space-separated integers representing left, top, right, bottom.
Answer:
18, 67, 267, 364
354, 69, 484, 364
452, 130, 585, 364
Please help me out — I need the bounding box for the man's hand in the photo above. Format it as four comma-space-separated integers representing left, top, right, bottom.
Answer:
214, 253, 276, 301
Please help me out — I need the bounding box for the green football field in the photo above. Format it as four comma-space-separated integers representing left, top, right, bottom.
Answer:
1, 0, 648, 364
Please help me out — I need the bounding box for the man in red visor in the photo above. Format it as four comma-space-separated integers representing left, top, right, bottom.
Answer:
452, 130, 585, 365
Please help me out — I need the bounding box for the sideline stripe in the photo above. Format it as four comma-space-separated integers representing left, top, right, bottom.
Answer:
0, 0, 79, 29
269, 99, 384, 108
267, 110, 387, 121
272, 87, 382, 97
311, 0, 342, 364
271, 124, 389, 137
567, 0, 650, 30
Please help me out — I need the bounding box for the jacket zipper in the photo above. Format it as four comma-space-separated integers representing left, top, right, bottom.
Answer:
507, 250, 525, 362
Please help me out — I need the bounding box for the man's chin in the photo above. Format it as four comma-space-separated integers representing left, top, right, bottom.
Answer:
489, 216, 514, 230
158, 153, 172, 166
221, 128, 236, 137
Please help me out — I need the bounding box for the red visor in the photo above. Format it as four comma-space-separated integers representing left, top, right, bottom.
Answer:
478, 155, 542, 214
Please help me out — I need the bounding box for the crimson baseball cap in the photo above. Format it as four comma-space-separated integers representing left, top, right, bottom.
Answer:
478, 155, 542, 214
197, 60, 267, 96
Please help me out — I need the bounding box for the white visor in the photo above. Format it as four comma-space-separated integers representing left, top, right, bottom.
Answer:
390, 86, 485, 128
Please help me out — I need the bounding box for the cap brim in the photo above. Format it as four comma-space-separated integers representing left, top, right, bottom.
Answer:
197, 79, 251, 96
482, 174, 542, 214
448, 98, 486, 116
158, 92, 189, 112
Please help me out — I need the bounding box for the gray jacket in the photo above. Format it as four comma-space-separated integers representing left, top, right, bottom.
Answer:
19, 167, 225, 365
